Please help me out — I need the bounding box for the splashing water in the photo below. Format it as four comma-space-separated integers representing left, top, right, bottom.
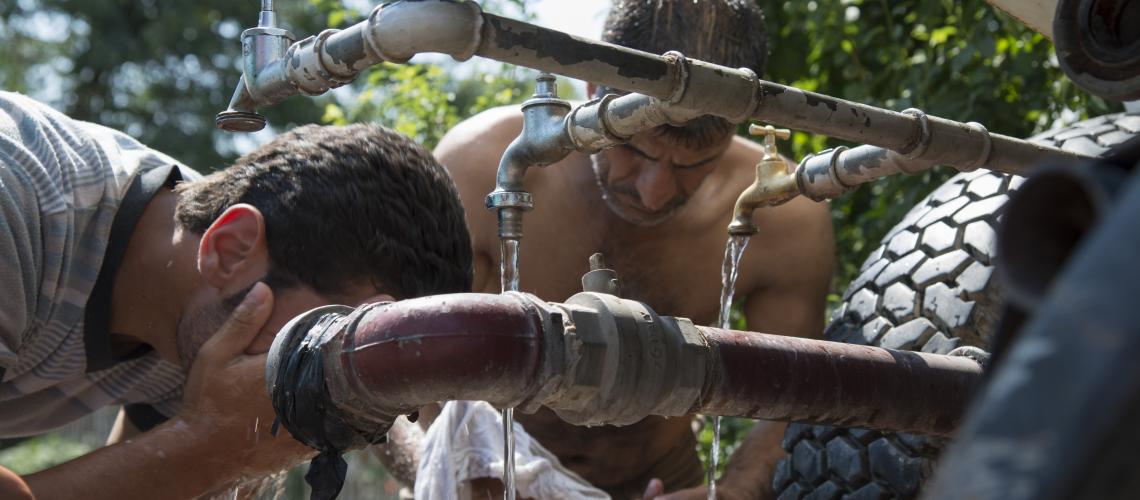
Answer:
500, 238, 521, 500
709, 235, 751, 500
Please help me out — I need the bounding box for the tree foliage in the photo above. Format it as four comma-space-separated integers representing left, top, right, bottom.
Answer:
0, 0, 328, 169
755, 0, 1121, 291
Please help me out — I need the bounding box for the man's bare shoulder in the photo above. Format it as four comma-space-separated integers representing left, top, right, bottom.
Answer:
434, 105, 522, 177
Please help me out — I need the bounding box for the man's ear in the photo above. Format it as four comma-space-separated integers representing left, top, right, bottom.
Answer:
586, 82, 597, 99
197, 204, 269, 292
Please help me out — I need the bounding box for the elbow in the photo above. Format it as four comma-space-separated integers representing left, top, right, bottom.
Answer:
365, 0, 485, 63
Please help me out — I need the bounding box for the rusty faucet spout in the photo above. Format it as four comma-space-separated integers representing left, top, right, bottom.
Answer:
727, 124, 798, 236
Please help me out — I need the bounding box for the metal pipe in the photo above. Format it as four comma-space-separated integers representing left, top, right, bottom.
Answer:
699, 327, 980, 433
485, 73, 705, 241
217, 0, 1092, 176
565, 90, 706, 152
267, 291, 984, 453
792, 108, 1054, 202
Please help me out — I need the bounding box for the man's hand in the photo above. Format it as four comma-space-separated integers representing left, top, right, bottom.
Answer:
642, 478, 754, 500
176, 282, 313, 476
25, 284, 315, 499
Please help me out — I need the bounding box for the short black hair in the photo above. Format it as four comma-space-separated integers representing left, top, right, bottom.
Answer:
602, 0, 768, 148
175, 123, 473, 299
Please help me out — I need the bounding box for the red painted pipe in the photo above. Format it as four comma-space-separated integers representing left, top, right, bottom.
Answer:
320, 293, 549, 423
698, 328, 981, 435
276, 292, 983, 441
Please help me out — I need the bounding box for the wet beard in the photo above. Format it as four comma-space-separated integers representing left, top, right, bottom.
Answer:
590, 153, 688, 227
175, 282, 257, 371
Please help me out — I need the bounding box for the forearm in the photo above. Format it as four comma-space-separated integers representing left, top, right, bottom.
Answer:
26, 416, 305, 500
720, 420, 787, 500
371, 415, 424, 487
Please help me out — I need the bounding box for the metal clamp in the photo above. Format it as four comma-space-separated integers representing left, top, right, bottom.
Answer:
734, 67, 761, 124
901, 108, 932, 160
662, 50, 691, 105
963, 122, 992, 172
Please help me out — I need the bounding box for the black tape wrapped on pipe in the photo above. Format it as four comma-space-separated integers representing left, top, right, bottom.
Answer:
266, 305, 391, 500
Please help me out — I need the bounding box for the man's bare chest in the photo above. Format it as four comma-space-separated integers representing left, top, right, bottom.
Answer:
497, 221, 732, 326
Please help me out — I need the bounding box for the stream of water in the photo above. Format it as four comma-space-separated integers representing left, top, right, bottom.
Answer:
500, 238, 521, 500
709, 234, 751, 500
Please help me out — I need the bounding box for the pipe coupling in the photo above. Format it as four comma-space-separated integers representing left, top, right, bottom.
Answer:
365, 0, 484, 63
796, 147, 853, 201
539, 292, 708, 426
283, 30, 359, 97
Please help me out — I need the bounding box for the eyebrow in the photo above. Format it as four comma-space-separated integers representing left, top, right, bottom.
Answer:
620, 142, 724, 170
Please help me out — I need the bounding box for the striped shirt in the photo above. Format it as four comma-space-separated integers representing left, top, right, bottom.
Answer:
0, 92, 198, 437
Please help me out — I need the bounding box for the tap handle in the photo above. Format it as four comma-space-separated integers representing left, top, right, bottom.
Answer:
748, 124, 791, 139
582, 253, 621, 296
748, 124, 791, 158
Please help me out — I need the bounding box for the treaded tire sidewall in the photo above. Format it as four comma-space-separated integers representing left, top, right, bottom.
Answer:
771, 112, 1140, 500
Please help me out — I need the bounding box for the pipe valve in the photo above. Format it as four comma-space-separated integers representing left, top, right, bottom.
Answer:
581, 253, 622, 296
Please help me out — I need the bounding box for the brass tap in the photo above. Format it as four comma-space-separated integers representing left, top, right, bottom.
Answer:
727, 124, 799, 236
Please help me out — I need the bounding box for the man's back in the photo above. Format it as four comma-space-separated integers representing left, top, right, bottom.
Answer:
437, 105, 834, 496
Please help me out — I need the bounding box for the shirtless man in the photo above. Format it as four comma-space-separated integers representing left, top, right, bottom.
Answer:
422, 1, 834, 498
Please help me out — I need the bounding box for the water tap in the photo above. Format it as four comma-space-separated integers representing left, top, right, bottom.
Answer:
216, 0, 294, 132
485, 73, 574, 241
726, 124, 798, 236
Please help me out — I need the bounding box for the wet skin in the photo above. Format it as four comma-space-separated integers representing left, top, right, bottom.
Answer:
18, 187, 389, 499
437, 104, 834, 496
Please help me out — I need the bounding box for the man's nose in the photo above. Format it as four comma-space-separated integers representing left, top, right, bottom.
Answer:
635, 162, 677, 211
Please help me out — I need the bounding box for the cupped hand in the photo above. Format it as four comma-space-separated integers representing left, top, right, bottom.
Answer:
177, 283, 314, 475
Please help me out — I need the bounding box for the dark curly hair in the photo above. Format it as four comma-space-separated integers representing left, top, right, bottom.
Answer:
601, 0, 768, 149
174, 123, 473, 299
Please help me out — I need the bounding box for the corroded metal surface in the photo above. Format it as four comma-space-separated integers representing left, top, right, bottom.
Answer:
275, 291, 985, 439
324, 293, 547, 426
697, 326, 983, 436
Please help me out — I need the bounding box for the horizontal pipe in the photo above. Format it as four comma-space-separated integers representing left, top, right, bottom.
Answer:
267, 292, 984, 453
229, 0, 1087, 175
699, 328, 980, 433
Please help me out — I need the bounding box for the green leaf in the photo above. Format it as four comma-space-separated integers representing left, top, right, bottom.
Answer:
929, 25, 957, 45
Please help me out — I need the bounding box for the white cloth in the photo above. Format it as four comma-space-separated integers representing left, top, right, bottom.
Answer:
415, 401, 610, 500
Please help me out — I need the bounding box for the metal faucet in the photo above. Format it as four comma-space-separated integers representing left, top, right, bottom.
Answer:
216, 0, 294, 132
727, 125, 797, 236
484, 73, 574, 240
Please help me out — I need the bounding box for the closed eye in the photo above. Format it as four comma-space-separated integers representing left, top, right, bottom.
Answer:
619, 143, 659, 162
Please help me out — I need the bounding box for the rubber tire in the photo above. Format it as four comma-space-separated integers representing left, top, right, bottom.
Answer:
770, 111, 1140, 500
